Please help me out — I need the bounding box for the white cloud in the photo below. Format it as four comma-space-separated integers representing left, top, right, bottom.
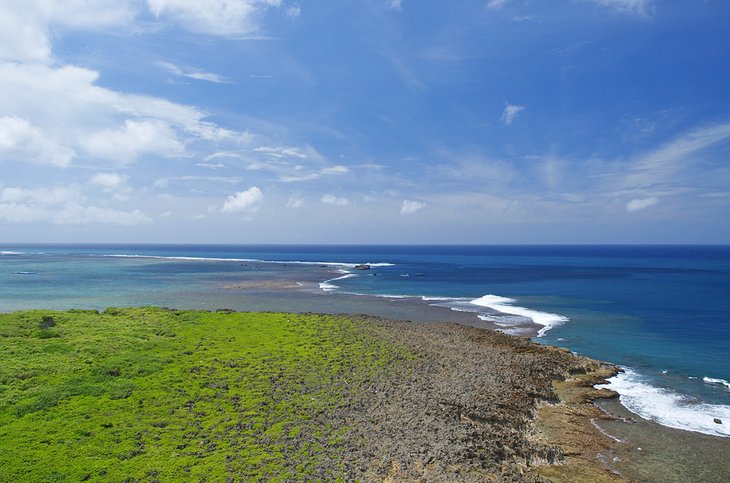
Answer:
0, 186, 79, 205
589, 0, 654, 17
279, 165, 349, 182
0, 116, 75, 167
486, 0, 509, 10
322, 165, 349, 175
89, 172, 128, 190
254, 146, 309, 159
0, 0, 136, 62
386, 0, 403, 11
0, 4, 50, 62
626, 197, 658, 212
83, 120, 184, 163
400, 199, 426, 215
622, 123, 730, 190
286, 197, 304, 208
0, 185, 150, 225
147, 0, 282, 37
321, 194, 349, 206
501, 103, 525, 126
156, 61, 229, 83
222, 186, 263, 213
197, 162, 227, 169
0, 62, 248, 166
53, 205, 151, 225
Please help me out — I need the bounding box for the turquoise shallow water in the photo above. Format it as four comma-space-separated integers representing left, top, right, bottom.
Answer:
1, 244, 728, 437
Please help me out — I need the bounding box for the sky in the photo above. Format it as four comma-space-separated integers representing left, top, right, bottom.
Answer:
1, 0, 729, 244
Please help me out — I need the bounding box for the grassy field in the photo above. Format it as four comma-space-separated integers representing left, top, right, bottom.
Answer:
0, 308, 410, 481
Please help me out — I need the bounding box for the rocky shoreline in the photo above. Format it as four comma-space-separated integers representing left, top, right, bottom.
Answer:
326, 316, 623, 481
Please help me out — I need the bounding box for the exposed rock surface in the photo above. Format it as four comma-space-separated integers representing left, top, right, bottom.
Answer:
326, 317, 623, 481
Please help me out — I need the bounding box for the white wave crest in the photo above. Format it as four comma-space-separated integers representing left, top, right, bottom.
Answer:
598, 369, 730, 437
1, 251, 24, 255
470, 294, 568, 337
100, 254, 394, 269
703, 377, 730, 391
319, 273, 358, 292
421, 296, 464, 302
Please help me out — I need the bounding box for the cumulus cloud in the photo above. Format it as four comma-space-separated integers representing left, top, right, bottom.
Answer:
0, 116, 75, 167
0, 185, 150, 225
286, 197, 304, 208
147, 0, 282, 37
626, 197, 658, 212
89, 172, 128, 190
83, 120, 184, 163
0, 62, 246, 167
0, 0, 136, 62
400, 199, 426, 215
156, 61, 229, 83
501, 103, 525, 126
221, 186, 263, 213
321, 194, 349, 206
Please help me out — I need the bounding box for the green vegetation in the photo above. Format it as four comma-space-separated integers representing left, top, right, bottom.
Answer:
0, 308, 410, 481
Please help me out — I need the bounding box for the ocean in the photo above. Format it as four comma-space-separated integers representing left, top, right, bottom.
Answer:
1, 244, 729, 439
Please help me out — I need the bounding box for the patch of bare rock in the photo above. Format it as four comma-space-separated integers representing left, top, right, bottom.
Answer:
332, 317, 626, 482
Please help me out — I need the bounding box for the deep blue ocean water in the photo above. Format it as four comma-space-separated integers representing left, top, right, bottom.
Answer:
1, 244, 728, 437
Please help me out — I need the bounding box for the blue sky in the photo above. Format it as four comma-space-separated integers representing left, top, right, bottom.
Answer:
1, 0, 729, 244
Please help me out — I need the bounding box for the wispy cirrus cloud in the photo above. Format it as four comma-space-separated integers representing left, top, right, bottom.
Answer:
279, 165, 349, 183
620, 122, 730, 190
589, 0, 654, 17
254, 146, 310, 159
156, 61, 230, 83
321, 194, 349, 206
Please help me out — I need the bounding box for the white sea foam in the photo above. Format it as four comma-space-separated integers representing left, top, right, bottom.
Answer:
319, 273, 358, 292
421, 296, 465, 302
703, 377, 730, 390
597, 368, 730, 437
1, 251, 24, 255
101, 253, 394, 269
470, 294, 568, 337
